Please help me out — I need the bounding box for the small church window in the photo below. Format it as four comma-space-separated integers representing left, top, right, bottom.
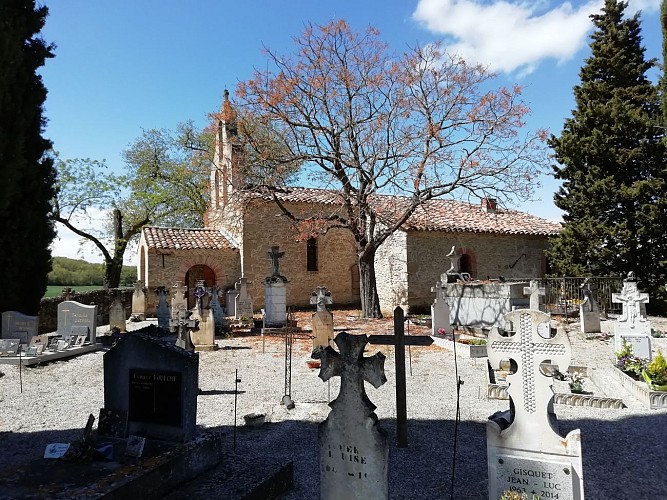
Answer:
307, 237, 318, 272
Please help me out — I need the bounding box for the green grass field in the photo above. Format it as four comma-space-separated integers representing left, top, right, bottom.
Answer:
44, 285, 102, 298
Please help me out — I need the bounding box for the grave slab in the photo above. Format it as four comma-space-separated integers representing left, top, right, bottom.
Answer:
2, 311, 38, 345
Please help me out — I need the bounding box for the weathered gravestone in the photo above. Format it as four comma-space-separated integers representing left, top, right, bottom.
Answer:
430, 280, 451, 336
612, 272, 652, 358
57, 301, 98, 344
486, 309, 584, 500
580, 279, 601, 334
264, 246, 288, 328
523, 280, 546, 312
155, 286, 171, 332
317, 332, 389, 500
225, 289, 239, 318
108, 293, 127, 332
311, 286, 334, 350
171, 281, 188, 320
2, 311, 38, 345
172, 309, 197, 352
235, 277, 254, 319
190, 281, 217, 351
103, 331, 199, 442
131, 280, 147, 320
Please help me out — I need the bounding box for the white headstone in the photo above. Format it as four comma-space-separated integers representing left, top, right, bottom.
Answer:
57, 301, 98, 344
317, 332, 388, 500
430, 281, 451, 336
109, 295, 126, 332
612, 275, 651, 356
264, 281, 286, 327
486, 309, 584, 500
131, 281, 146, 320
523, 280, 546, 312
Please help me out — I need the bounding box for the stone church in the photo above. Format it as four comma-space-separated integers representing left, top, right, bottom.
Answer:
137, 94, 560, 315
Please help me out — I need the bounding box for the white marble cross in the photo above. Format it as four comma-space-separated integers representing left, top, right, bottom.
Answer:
310, 286, 333, 312
487, 310, 570, 422
523, 280, 545, 311
612, 281, 649, 329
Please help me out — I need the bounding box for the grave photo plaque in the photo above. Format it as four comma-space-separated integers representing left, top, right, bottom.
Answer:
128, 369, 182, 426
0, 339, 20, 356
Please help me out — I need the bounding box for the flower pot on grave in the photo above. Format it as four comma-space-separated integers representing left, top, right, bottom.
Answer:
642, 371, 667, 391
243, 413, 266, 427
306, 360, 321, 369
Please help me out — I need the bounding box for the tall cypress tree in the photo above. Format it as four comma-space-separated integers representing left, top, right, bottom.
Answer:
0, 1, 56, 314
548, 0, 667, 313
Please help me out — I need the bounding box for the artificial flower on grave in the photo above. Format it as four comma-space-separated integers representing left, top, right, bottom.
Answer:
615, 340, 648, 379
642, 350, 667, 391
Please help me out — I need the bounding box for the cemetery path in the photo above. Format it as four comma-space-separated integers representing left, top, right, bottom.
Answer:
1, 312, 666, 499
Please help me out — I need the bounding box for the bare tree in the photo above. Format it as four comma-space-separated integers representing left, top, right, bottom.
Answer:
237, 20, 549, 317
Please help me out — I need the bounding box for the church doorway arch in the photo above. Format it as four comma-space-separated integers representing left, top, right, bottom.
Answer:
185, 264, 216, 309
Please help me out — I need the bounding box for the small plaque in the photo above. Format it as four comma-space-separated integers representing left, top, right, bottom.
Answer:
35, 344, 45, 355
56, 339, 68, 351
69, 334, 79, 346
25, 346, 38, 357
75, 335, 86, 346
44, 443, 70, 459
30, 334, 49, 347
620, 334, 651, 359
0, 339, 20, 357
125, 436, 146, 457
494, 454, 575, 499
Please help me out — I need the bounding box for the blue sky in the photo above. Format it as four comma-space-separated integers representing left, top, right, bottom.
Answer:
40, 0, 664, 263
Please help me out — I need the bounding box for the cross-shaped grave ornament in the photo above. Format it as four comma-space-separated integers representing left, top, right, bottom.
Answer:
487, 309, 570, 441
316, 331, 389, 500
523, 280, 546, 311
173, 309, 198, 352
430, 280, 444, 298
172, 281, 187, 300
612, 278, 649, 329
193, 280, 207, 313
310, 286, 333, 312
266, 245, 288, 283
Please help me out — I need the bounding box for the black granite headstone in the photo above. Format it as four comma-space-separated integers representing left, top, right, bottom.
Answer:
103, 329, 198, 442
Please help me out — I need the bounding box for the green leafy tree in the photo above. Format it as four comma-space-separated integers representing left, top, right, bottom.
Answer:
548, 0, 667, 313
52, 122, 211, 288
0, 1, 56, 314
236, 20, 549, 317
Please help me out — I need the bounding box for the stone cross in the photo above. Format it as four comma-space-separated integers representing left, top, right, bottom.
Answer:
171, 281, 188, 318
266, 245, 287, 282
367, 307, 433, 448
154, 286, 171, 331
173, 309, 197, 352
316, 331, 389, 500
310, 286, 333, 312
523, 280, 545, 311
612, 280, 649, 329
487, 310, 569, 429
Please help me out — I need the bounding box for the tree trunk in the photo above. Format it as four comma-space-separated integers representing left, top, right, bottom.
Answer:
358, 249, 382, 318
103, 208, 126, 289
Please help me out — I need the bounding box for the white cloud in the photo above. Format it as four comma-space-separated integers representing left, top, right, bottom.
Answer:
413, 0, 603, 74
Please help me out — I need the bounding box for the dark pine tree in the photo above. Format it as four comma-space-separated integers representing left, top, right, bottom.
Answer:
548, 0, 667, 313
0, 1, 56, 314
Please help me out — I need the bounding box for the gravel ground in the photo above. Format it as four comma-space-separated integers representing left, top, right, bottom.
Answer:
1, 312, 667, 499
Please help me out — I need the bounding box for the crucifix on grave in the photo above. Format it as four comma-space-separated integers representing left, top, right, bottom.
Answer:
367, 307, 434, 448
193, 280, 208, 315
315, 331, 389, 500
486, 309, 584, 500
266, 245, 287, 283
523, 280, 545, 311
611, 271, 652, 355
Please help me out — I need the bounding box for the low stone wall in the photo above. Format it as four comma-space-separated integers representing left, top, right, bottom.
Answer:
38, 288, 133, 334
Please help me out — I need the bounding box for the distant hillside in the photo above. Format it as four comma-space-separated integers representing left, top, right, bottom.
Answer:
49, 257, 137, 286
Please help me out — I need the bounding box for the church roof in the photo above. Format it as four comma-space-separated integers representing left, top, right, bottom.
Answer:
142, 227, 238, 250
250, 187, 560, 236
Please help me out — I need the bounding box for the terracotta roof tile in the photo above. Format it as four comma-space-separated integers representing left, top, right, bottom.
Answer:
252, 187, 561, 236
142, 227, 237, 250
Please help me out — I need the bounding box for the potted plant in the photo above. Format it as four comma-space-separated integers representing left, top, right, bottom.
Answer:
642, 350, 667, 391
568, 372, 585, 394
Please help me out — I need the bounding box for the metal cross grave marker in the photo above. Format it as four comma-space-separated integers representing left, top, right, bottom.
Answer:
367, 307, 433, 448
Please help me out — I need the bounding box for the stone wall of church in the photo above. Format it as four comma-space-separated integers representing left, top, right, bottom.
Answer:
240, 199, 359, 310
404, 231, 548, 313
142, 248, 240, 314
